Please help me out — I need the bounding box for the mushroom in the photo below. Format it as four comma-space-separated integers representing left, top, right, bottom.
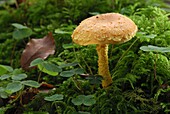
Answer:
71, 13, 137, 87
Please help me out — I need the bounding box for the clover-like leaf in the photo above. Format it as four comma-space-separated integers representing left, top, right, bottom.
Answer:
60, 68, 84, 77
85, 75, 103, 84
21, 80, 40, 88
83, 95, 96, 106
12, 68, 23, 75
140, 45, 170, 52
12, 23, 28, 29
21, 32, 55, 70
44, 94, 63, 101
73, 68, 84, 75
13, 29, 32, 39
54, 29, 71, 35
12, 23, 32, 40
71, 95, 84, 105
0, 65, 13, 75
0, 87, 8, 98
5, 81, 23, 94
12, 73, 27, 81
60, 71, 75, 77
38, 62, 62, 76
30, 58, 44, 67
71, 95, 96, 106
143, 34, 157, 39
0, 74, 11, 80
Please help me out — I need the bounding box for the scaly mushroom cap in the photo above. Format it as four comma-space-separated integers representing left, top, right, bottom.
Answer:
71, 13, 137, 45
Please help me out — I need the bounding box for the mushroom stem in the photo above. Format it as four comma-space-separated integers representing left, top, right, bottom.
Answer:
96, 44, 113, 87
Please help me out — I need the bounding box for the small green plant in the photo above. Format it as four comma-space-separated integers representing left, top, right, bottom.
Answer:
30, 58, 85, 78
12, 23, 33, 40
71, 95, 96, 106
44, 94, 64, 101
0, 64, 40, 99
0, 0, 170, 114
140, 45, 170, 52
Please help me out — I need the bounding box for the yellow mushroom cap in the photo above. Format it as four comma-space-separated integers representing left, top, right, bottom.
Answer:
71, 13, 138, 46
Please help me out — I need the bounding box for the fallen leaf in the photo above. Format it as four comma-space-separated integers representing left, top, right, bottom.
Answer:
16, 0, 27, 4
40, 82, 55, 89
10, 88, 39, 105
21, 32, 55, 70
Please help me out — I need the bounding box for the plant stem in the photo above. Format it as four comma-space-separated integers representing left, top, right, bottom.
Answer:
73, 46, 93, 75
115, 37, 139, 68
37, 71, 42, 83
154, 53, 158, 80
71, 77, 82, 92
80, 50, 93, 75
96, 44, 112, 87
10, 42, 16, 66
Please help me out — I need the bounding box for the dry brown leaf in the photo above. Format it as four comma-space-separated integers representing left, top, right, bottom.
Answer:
10, 88, 39, 105
21, 32, 55, 70
40, 82, 55, 89
17, 0, 27, 4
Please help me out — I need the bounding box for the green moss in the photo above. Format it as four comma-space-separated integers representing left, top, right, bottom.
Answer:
0, 0, 170, 113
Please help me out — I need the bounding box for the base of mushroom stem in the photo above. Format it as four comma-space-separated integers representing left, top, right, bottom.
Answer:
102, 78, 113, 88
